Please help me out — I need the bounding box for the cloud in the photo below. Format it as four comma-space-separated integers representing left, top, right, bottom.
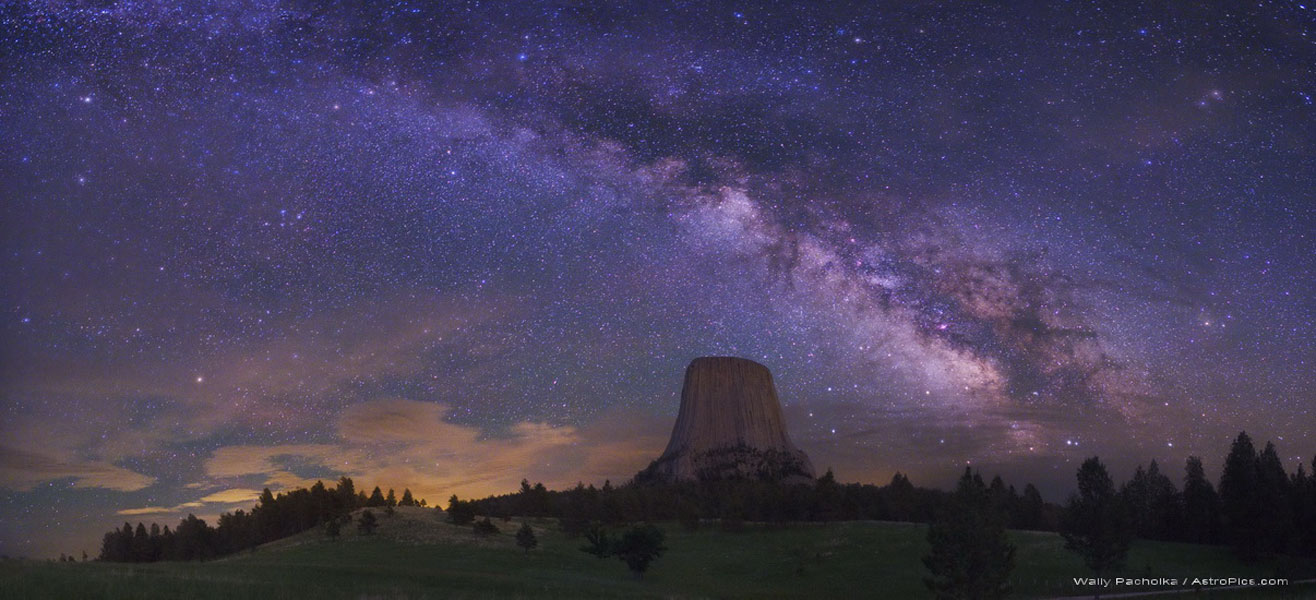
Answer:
203, 445, 338, 480
1, 290, 523, 480
116, 507, 174, 516
0, 446, 155, 492
198, 488, 263, 504
115, 489, 257, 516
338, 398, 463, 445
194, 399, 667, 505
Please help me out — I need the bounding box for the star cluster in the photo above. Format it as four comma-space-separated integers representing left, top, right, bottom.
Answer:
1, 1, 1313, 558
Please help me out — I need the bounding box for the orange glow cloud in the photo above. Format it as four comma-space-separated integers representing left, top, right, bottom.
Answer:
198, 488, 264, 504
194, 399, 670, 505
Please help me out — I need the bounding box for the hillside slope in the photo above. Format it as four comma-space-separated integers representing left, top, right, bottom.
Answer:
4, 518, 1314, 599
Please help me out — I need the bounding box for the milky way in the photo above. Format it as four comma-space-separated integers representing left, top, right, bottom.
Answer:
2, 2, 1313, 558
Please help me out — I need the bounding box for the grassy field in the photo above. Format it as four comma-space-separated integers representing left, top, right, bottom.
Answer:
3, 509, 1314, 599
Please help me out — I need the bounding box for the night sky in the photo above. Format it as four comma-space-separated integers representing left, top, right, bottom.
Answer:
2, 2, 1314, 559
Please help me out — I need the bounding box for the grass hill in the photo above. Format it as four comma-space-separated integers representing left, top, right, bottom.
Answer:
4, 508, 1314, 599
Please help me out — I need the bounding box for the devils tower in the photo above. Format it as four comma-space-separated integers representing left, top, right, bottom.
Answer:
637, 357, 815, 483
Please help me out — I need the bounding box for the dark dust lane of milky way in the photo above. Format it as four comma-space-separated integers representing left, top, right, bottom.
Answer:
0, 2, 1313, 559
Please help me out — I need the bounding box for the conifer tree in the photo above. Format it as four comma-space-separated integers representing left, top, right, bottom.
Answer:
337, 476, 357, 511
447, 494, 475, 525
256, 488, 279, 543
1181, 456, 1221, 544
1220, 432, 1261, 558
473, 517, 498, 535
613, 524, 666, 580
1061, 457, 1133, 580
132, 523, 150, 562
813, 469, 844, 520
581, 524, 613, 558
115, 523, 133, 561
160, 526, 175, 561
357, 510, 378, 535
923, 467, 1015, 600
1019, 484, 1045, 530
1294, 458, 1316, 556
1256, 441, 1295, 554
148, 523, 162, 561
516, 522, 538, 553
1120, 461, 1180, 540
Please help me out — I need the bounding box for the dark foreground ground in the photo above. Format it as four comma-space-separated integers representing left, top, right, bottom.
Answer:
3, 508, 1314, 599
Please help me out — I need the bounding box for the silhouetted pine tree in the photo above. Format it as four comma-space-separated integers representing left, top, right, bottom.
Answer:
255, 488, 279, 543
516, 522, 538, 553
885, 472, 917, 521
986, 475, 1010, 517
616, 524, 667, 579
581, 524, 613, 558
98, 523, 132, 562
148, 523, 162, 561
160, 525, 175, 560
473, 517, 498, 535
923, 468, 1015, 600
1256, 442, 1296, 554
174, 514, 214, 561
447, 494, 476, 525
386, 488, 397, 507
1306, 456, 1316, 557
1062, 457, 1133, 580
1295, 458, 1316, 557
309, 480, 331, 524
527, 481, 551, 516
367, 486, 386, 507
357, 510, 378, 535
1220, 432, 1263, 559
337, 476, 358, 512
400, 489, 415, 506
1180, 456, 1221, 544
812, 469, 844, 521
1018, 484, 1046, 530
1120, 461, 1180, 541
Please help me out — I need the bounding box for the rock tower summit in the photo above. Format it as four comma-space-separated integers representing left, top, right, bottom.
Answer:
637, 357, 816, 483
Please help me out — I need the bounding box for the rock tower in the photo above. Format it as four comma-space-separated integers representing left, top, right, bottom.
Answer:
637, 357, 815, 483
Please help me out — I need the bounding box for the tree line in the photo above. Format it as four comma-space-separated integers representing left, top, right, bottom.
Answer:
97, 477, 426, 562
922, 432, 1316, 599
1065, 432, 1316, 562
455, 469, 1058, 536
94, 429, 1312, 575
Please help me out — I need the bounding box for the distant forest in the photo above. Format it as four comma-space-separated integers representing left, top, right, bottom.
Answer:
95, 431, 1316, 562
97, 480, 424, 562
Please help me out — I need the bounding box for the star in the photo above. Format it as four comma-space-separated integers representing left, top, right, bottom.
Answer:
1, 0, 1311, 560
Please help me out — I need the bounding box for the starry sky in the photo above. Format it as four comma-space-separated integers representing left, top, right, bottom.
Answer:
2, 1, 1314, 559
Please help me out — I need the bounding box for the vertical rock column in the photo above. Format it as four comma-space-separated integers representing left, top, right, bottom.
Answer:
641, 356, 815, 482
